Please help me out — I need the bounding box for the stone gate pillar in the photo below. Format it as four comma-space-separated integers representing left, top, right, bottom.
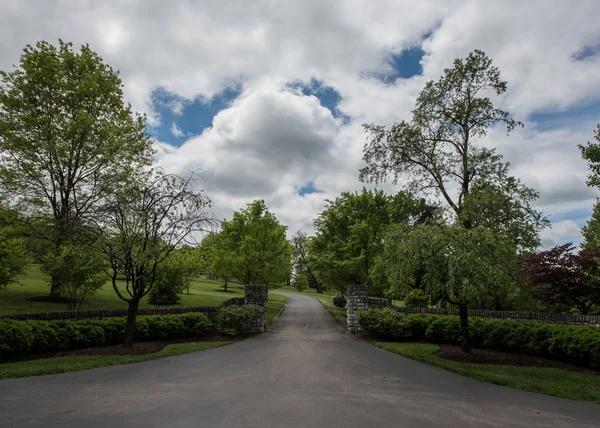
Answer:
347, 284, 368, 333
244, 285, 268, 332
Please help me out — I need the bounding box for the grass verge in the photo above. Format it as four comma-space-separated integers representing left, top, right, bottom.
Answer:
0, 341, 233, 380
266, 292, 289, 325
375, 342, 600, 404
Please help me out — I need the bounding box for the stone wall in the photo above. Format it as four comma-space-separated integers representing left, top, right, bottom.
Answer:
244, 285, 268, 333
347, 284, 369, 332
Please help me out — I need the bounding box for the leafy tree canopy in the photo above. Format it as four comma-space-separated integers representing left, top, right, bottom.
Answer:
517, 243, 600, 315
360, 49, 546, 248
218, 200, 292, 287
310, 188, 437, 294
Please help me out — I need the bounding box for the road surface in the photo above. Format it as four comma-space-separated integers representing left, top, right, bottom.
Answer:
0, 292, 598, 427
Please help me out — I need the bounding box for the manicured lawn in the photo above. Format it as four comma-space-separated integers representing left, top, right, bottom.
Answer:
375, 342, 600, 404
279, 286, 347, 328
1, 265, 282, 315
0, 341, 233, 380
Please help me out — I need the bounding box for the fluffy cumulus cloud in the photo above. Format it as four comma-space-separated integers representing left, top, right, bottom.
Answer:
1, 0, 599, 245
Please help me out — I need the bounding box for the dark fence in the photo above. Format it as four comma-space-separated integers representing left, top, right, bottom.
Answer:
368, 298, 600, 326
0, 296, 246, 322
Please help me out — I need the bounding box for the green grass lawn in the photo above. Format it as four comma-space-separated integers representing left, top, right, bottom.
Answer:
1, 265, 286, 315
375, 342, 600, 404
0, 341, 233, 380
278, 286, 347, 328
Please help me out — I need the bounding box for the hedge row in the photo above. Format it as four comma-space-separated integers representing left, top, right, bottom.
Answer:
0, 312, 211, 357
357, 309, 600, 369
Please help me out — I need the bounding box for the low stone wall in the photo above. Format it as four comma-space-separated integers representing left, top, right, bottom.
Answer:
367, 297, 600, 327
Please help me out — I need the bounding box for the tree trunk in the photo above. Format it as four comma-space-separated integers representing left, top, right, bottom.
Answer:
459, 303, 472, 354
123, 300, 139, 348
223, 280, 228, 292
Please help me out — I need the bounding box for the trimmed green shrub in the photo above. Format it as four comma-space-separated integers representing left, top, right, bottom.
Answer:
357, 309, 411, 340
404, 289, 429, 307
217, 305, 259, 336
359, 310, 600, 369
333, 294, 347, 308
0, 312, 211, 358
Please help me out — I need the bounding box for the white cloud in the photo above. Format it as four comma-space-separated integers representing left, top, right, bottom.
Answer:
540, 220, 583, 248
170, 122, 184, 138
1, 0, 599, 240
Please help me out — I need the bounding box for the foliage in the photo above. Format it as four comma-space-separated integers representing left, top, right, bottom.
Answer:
169, 246, 207, 295
0, 312, 211, 357
200, 231, 235, 291
0, 228, 28, 289
41, 245, 106, 310
363, 312, 600, 369
148, 264, 186, 306
0, 40, 154, 294
217, 200, 293, 287
383, 223, 517, 352
332, 294, 347, 308
357, 308, 410, 340
579, 124, 600, 189
216, 305, 259, 336
517, 243, 600, 315
360, 49, 546, 251
310, 188, 437, 295
291, 232, 323, 293
404, 289, 429, 307
582, 199, 600, 249
292, 272, 309, 293
100, 169, 213, 346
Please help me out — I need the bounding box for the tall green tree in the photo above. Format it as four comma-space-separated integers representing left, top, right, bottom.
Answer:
579, 124, 600, 188
360, 50, 546, 248
292, 231, 323, 293
218, 200, 292, 288
384, 223, 516, 353
0, 40, 154, 295
200, 231, 236, 292
310, 188, 436, 295
582, 201, 600, 249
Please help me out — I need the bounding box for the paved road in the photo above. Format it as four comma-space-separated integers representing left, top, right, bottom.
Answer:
0, 292, 599, 427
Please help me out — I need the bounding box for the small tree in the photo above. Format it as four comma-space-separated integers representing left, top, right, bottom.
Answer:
148, 263, 186, 306
0, 228, 28, 289
384, 223, 516, 353
217, 200, 293, 288
41, 245, 106, 310
517, 243, 600, 315
582, 201, 600, 249
0, 40, 154, 295
292, 272, 309, 293
100, 170, 213, 347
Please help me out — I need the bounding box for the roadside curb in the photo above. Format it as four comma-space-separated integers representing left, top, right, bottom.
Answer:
271, 298, 289, 325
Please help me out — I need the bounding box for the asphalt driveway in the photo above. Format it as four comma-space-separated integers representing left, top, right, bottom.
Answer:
0, 292, 598, 427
